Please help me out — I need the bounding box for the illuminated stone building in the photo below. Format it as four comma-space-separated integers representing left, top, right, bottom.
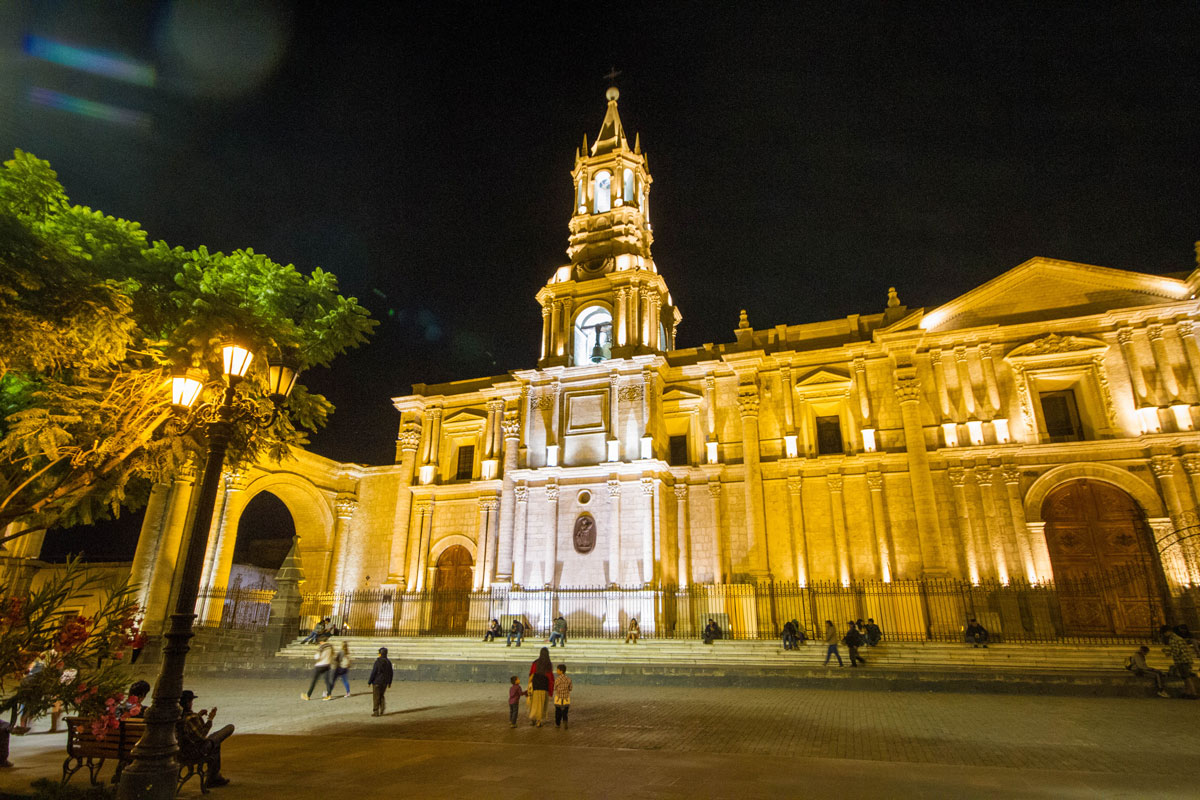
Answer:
41, 88, 1200, 638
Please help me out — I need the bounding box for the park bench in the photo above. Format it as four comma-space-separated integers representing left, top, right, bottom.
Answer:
63, 716, 210, 793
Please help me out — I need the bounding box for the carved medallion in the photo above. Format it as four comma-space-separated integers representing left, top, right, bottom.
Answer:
573, 514, 597, 555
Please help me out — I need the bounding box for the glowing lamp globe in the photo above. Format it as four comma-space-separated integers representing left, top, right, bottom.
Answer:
170, 371, 204, 409
221, 343, 254, 380
267, 359, 300, 400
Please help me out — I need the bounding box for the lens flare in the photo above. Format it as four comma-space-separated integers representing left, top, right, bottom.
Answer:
23, 35, 156, 86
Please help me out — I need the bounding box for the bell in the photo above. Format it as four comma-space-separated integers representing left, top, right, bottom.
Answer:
590, 342, 605, 363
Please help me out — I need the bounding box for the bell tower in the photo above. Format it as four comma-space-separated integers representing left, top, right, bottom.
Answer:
537, 87, 681, 367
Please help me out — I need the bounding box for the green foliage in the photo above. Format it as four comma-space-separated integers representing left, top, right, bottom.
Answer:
0, 150, 376, 533
0, 557, 139, 723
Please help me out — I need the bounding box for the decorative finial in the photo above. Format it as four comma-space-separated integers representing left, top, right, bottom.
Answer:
738, 309, 750, 329
604, 67, 621, 103
887, 287, 900, 308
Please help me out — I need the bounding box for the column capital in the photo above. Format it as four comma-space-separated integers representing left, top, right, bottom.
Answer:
1147, 324, 1165, 341
736, 386, 760, 417
1181, 453, 1200, 475
953, 346, 969, 362
223, 469, 249, 492
414, 499, 434, 514
707, 481, 722, 497
514, 485, 529, 503
786, 475, 803, 495
893, 378, 922, 404
1150, 454, 1175, 478
929, 348, 942, 366
486, 397, 505, 413
545, 482, 560, 502
607, 478, 622, 499
502, 411, 521, 439
978, 342, 994, 359
398, 421, 422, 452
335, 495, 358, 519
974, 467, 995, 488
1117, 326, 1135, 345
673, 483, 689, 500
541, 303, 552, 318
1177, 320, 1194, 337
704, 374, 717, 392
946, 467, 966, 487
427, 405, 443, 421
478, 495, 500, 511
1001, 465, 1022, 485
640, 476, 655, 496
827, 473, 844, 493
867, 471, 884, 491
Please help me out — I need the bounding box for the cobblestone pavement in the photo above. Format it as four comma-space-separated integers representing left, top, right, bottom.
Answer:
3, 677, 1197, 798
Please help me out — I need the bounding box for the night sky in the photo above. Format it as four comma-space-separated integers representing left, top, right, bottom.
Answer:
4, 3, 1198, 558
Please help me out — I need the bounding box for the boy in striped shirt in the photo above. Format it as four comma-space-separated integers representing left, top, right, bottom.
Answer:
553, 664, 572, 728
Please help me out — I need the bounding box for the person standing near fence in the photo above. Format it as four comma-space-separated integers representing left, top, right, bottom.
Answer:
302, 641, 336, 700
844, 620, 866, 667
368, 647, 393, 716
333, 641, 353, 698
823, 620, 843, 667
528, 647, 555, 727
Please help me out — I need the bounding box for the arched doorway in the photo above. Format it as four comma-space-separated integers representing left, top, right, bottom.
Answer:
1042, 480, 1165, 636
430, 545, 473, 634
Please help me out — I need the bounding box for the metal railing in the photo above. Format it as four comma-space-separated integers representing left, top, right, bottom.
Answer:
194, 586, 275, 630
296, 565, 1196, 644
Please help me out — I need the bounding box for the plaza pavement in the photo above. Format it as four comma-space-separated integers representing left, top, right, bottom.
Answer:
2, 677, 1196, 798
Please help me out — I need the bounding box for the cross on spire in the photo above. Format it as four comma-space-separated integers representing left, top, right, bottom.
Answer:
604, 67, 622, 86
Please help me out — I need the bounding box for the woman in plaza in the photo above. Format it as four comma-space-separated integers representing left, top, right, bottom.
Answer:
527, 647, 555, 727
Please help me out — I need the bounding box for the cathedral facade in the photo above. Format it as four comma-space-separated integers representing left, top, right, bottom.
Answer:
109, 88, 1200, 639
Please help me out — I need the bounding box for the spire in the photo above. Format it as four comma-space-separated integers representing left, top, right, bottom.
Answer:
591, 86, 626, 155
634, 132, 641, 155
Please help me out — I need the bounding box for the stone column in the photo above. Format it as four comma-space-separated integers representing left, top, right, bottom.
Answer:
387, 421, 421, 586
737, 385, 771, 580
1175, 321, 1200, 397
512, 486, 529, 586
708, 480, 724, 584
548, 380, 562, 460
979, 343, 1002, 416
560, 298, 574, 360
641, 289, 652, 346
649, 294, 661, 349
129, 482, 173, 612
974, 469, 1010, 584
550, 300, 562, 357
1151, 455, 1191, 523
1117, 327, 1150, 404
484, 398, 503, 461
627, 282, 640, 347
615, 288, 628, 347
1148, 324, 1180, 402
495, 411, 521, 582
640, 476, 655, 585
827, 474, 850, 585
607, 478, 623, 586
866, 470, 891, 582
540, 304, 551, 360
947, 467, 981, 584
785, 476, 809, 585
476, 496, 500, 589
674, 483, 690, 588
544, 482, 560, 587
704, 374, 718, 453
199, 470, 248, 622
954, 347, 978, 417
929, 350, 952, 420
327, 495, 358, 592
608, 371, 621, 458
853, 358, 872, 424
780, 365, 796, 434
141, 467, 197, 634
410, 500, 434, 591
642, 367, 654, 444
894, 377, 948, 573
1000, 466, 1038, 583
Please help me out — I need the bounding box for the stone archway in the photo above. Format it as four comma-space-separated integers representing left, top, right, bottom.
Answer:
1041, 479, 1167, 636
430, 544, 474, 634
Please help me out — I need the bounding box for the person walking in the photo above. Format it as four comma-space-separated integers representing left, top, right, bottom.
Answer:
302, 641, 337, 700
1161, 625, 1199, 699
528, 647, 555, 727
368, 647, 393, 716
549, 614, 568, 647
333, 641, 353, 698
507, 676, 527, 728
845, 620, 866, 667
823, 620, 843, 666
553, 664, 572, 728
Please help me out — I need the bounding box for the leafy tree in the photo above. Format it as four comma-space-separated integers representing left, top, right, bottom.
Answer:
0, 150, 376, 538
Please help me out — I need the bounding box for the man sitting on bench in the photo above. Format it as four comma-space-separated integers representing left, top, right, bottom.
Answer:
178, 690, 233, 788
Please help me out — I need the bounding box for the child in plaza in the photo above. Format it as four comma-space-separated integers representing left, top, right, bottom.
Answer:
508, 675, 527, 727
553, 664, 572, 728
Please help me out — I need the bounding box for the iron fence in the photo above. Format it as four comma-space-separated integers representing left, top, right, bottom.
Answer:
296, 565, 1197, 644
194, 586, 275, 630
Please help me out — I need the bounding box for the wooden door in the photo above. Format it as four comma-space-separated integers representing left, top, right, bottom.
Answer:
430, 545, 473, 634
1041, 480, 1164, 636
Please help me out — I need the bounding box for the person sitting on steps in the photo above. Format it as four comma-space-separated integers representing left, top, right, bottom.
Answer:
301, 617, 329, 645
965, 618, 989, 648
549, 614, 567, 647
1127, 645, 1170, 698
483, 619, 502, 642
506, 618, 525, 647
625, 618, 640, 644
702, 618, 722, 645
864, 618, 883, 646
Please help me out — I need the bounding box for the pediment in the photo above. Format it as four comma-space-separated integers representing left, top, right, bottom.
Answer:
795, 368, 852, 387
919, 258, 1190, 332
1004, 334, 1109, 362
661, 386, 703, 404
442, 408, 487, 426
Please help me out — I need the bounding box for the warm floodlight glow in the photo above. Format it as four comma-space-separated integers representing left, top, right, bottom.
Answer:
221, 343, 254, 379
993, 418, 1011, 444
942, 422, 959, 447
170, 372, 204, 408
966, 419, 984, 446
1171, 404, 1193, 431
606, 440, 621, 462
546, 444, 560, 467
419, 465, 436, 485
640, 436, 653, 460
919, 311, 944, 330
1139, 406, 1162, 434
784, 434, 799, 458
481, 459, 498, 480
706, 441, 719, 464
861, 429, 877, 453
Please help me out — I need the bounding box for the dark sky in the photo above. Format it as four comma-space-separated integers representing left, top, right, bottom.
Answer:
4, 1, 1199, 477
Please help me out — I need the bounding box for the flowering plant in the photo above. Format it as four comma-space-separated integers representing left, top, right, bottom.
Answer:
0, 556, 142, 728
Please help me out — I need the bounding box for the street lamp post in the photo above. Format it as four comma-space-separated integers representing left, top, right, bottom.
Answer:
117, 343, 297, 800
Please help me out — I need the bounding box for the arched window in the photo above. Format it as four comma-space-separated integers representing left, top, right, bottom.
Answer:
576, 178, 585, 211
623, 169, 635, 205
574, 305, 613, 365
594, 171, 611, 213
